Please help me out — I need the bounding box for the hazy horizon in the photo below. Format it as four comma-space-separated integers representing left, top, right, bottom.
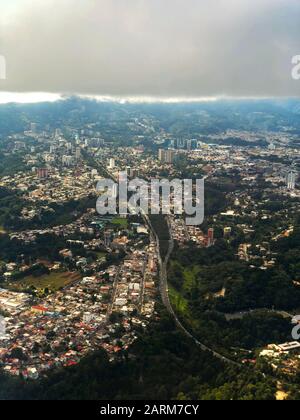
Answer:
0, 92, 300, 105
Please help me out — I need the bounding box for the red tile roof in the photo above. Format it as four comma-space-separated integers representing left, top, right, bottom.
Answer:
32, 305, 48, 312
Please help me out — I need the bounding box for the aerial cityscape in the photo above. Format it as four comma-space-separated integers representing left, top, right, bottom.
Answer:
0, 0, 300, 404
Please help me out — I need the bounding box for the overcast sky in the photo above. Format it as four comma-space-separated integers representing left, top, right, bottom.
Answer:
0, 0, 300, 101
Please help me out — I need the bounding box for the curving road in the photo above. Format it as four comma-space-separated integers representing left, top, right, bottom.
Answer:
147, 215, 240, 367
96, 161, 239, 366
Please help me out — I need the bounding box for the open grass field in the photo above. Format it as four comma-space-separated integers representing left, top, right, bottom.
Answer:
169, 286, 189, 316
182, 265, 200, 292
111, 217, 128, 229
11, 271, 81, 292
170, 260, 200, 293
95, 251, 107, 257
168, 267, 202, 332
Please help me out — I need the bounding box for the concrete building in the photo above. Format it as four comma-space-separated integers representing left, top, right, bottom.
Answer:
158, 149, 175, 164
37, 168, 49, 179
287, 170, 297, 190
75, 147, 81, 160
109, 158, 116, 169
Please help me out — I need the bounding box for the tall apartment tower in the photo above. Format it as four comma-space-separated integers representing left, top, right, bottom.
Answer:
207, 228, 214, 247
287, 170, 297, 190
30, 123, 37, 133
165, 150, 175, 164
109, 158, 116, 169
37, 168, 49, 179
75, 147, 81, 160
104, 230, 113, 248
158, 149, 165, 162
158, 149, 175, 164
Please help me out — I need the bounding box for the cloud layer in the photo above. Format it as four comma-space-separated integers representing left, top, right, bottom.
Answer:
0, 0, 300, 98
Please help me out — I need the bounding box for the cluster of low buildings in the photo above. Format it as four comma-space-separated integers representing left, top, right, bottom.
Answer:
0, 131, 160, 378
9, 209, 97, 244
0, 289, 31, 315
259, 342, 300, 376
111, 244, 157, 317
0, 167, 97, 211
169, 217, 218, 248
0, 237, 158, 379
169, 217, 207, 246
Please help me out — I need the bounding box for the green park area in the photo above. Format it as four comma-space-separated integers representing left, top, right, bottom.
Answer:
169, 260, 200, 293
111, 217, 128, 229
10, 271, 81, 293
169, 286, 189, 317
95, 251, 107, 259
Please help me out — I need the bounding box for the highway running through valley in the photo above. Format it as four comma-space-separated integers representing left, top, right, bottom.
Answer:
97, 160, 240, 366
147, 215, 241, 367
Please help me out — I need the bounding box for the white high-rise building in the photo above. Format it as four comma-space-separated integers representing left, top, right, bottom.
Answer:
109, 158, 115, 169
62, 155, 74, 166
55, 128, 62, 138
158, 149, 165, 162
30, 123, 37, 133
75, 147, 81, 159
268, 142, 276, 151
287, 170, 297, 190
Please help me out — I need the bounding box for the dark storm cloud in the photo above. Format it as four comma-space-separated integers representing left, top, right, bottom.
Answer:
1, 0, 300, 98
